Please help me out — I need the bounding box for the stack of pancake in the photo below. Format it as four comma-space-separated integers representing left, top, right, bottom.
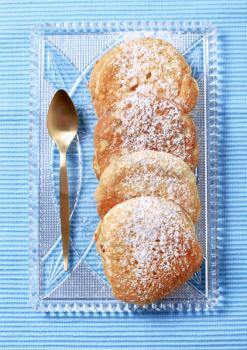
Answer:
89, 38, 203, 306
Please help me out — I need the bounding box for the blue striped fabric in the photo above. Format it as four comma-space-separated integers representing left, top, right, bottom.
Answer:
0, 0, 246, 349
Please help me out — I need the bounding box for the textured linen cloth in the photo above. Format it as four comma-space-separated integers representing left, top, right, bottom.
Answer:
0, 0, 246, 349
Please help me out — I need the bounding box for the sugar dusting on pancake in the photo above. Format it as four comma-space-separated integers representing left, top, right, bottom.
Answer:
95, 150, 200, 223
96, 197, 203, 305
93, 93, 198, 177
89, 37, 198, 116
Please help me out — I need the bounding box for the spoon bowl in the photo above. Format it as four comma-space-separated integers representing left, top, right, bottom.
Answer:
47, 89, 78, 271
47, 90, 78, 152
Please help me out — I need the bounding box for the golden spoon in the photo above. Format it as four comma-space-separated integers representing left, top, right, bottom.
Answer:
47, 89, 78, 271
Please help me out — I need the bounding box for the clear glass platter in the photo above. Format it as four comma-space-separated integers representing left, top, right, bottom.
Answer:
29, 21, 219, 312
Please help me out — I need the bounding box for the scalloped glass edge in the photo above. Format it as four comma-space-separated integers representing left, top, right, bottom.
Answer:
29, 21, 219, 313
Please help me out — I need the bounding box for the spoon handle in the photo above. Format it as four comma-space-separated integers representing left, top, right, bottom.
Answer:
59, 151, 70, 271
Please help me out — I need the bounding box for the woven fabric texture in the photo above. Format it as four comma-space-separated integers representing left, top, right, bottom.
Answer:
0, 0, 246, 349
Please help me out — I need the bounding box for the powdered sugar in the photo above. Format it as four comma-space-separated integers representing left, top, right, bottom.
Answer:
113, 93, 195, 164
113, 39, 185, 101
121, 171, 166, 196
114, 197, 194, 282
119, 153, 192, 200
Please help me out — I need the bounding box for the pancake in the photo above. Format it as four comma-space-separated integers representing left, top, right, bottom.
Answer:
89, 37, 198, 116
93, 94, 199, 178
95, 197, 203, 306
95, 150, 200, 223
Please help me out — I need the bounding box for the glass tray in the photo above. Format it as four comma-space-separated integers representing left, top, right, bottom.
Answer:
29, 21, 219, 312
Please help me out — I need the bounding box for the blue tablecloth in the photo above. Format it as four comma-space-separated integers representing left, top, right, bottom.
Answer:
0, 0, 246, 349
